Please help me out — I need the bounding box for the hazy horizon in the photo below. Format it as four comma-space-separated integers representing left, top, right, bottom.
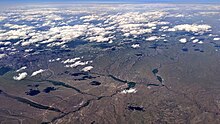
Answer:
1, 0, 220, 4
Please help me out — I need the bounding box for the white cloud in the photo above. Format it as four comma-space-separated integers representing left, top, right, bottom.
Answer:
121, 88, 137, 94
4, 24, 29, 29
20, 24, 89, 46
170, 24, 211, 33
87, 36, 110, 42
82, 66, 93, 72
1, 5, 216, 54
0, 6, 170, 49
16, 66, 27, 72
24, 49, 33, 53
213, 38, 220, 41
190, 37, 196, 40
198, 12, 220, 16
31, 69, 45, 76
160, 26, 169, 30
65, 60, 92, 68
0, 25, 34, 42
105, 11, 166, 37
192, 39, 199, 43
80, 15, 101, 22
46, 14, 63, 21
175, 14, 185, 17
198, 41, 204, 44
49, 58, 61, 62
62, 57, 81, 64
179, 38, 187, 43
13, 72, 28, 80
0, 54, 7, 59
146, 36, 160, 41
131, 44, 140, 48
0, 41, 11, 46
0, 16, 6, 21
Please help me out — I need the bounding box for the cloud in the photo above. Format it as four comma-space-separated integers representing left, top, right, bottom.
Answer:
1, 4, 217, 58
0, 16, 6, 21
16, 66, 27, 72
146, 36, 160, 41
121, 88, 137, 94
65, 61, 92, 68
198, 41, 204, 44
170, 24, 211, 33
0, 6, 170, 49
31, 69, 45, 76
80, 15, 101, 22
179, 38, 187, 43
13, 72, 28, 81
86, 36, 110, 42
213, 38, 220, 41
0, 54, 7, 59
62, 57, 81, 64
82, 66, 93, 72
113, 12, 166, 37
49, 58, 61, 62
192, 39, 199, 43
0, 41, 11, 46
198, 12, 220, 16
46, 14, 63, 21
62, 57, 93, 68
0, 24, 34, 42
131, 44, 140, 48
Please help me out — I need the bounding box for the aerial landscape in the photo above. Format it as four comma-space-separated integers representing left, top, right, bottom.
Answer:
0, 0, 220, 123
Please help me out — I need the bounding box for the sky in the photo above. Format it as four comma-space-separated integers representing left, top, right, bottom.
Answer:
0, 0, 220, 3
